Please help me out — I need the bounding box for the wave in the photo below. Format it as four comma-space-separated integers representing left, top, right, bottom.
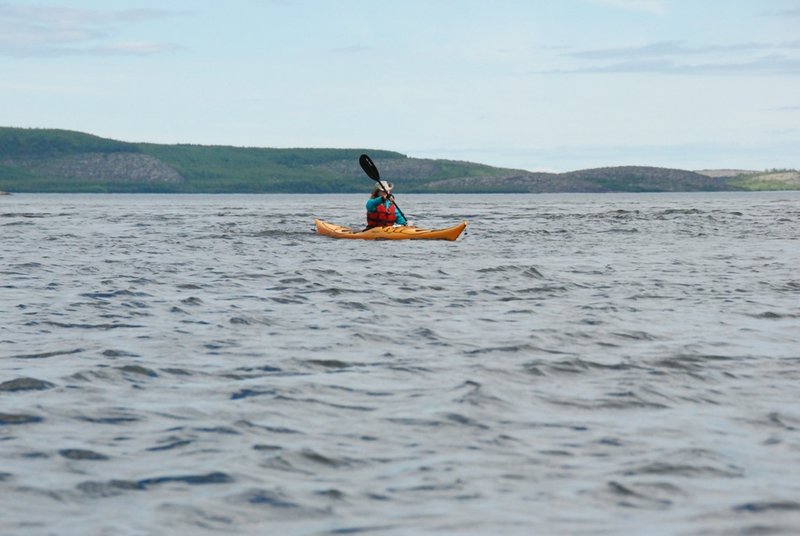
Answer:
476, 265, 545, 279
76, 472, 233, 497
11, 348, 84, 359
0, 377, 56, 391
0, 413, 44, 425
59, 449, 109, 460
733, 501, 800, 513
523, 357, 632, 376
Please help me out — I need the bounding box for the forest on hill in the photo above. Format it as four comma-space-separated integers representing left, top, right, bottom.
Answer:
1, 127, 798, 194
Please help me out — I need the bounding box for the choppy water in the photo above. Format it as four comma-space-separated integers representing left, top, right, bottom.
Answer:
2, 192, 799, 535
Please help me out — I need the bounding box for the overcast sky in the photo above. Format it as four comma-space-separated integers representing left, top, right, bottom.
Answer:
1, 0, 798, 171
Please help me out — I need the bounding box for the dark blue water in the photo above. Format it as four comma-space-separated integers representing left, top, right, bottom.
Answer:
2, 193, 799, 535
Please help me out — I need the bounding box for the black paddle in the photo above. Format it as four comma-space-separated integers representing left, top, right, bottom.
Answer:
359, 154, 407, 222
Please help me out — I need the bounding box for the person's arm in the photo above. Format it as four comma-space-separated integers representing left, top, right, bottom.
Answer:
366, 197, 383, 212
394, 203, 407, 225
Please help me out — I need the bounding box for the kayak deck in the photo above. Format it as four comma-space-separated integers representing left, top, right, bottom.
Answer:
315, 219, 467, 241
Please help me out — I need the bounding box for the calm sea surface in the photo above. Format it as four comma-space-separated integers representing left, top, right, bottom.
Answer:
2, 192, 799, 535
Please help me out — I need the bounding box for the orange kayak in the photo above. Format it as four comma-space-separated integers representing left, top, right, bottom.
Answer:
315, 219, 467, 241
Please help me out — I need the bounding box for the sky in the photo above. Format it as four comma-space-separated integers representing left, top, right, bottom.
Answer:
1, 0, 799, 172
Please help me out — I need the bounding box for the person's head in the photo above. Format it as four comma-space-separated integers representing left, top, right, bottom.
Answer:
370, 180, 393, 198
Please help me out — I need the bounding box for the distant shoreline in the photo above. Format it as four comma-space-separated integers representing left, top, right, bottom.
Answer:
2, 127, 798, 194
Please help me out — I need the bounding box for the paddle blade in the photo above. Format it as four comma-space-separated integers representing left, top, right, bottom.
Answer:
359, 154, 381, 181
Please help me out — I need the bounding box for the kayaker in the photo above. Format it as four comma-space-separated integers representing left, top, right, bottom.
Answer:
366, 180, 407, 228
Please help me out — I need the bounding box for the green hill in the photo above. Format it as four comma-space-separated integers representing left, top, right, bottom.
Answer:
0, 128, 412, 193
0, 127, 796, 193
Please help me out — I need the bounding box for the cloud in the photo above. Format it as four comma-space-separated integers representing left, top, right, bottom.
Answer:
769, 7, 800, 17
548, 40, 800, 75
589, 0, 667, 16
331, 44, 372, 54
94, 42, 181, 56
0, 4, 180, 57
577, 55, 800, 75
567, 40, 781, 60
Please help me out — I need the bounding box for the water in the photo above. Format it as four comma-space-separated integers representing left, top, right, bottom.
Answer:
2, 192, 799, 535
